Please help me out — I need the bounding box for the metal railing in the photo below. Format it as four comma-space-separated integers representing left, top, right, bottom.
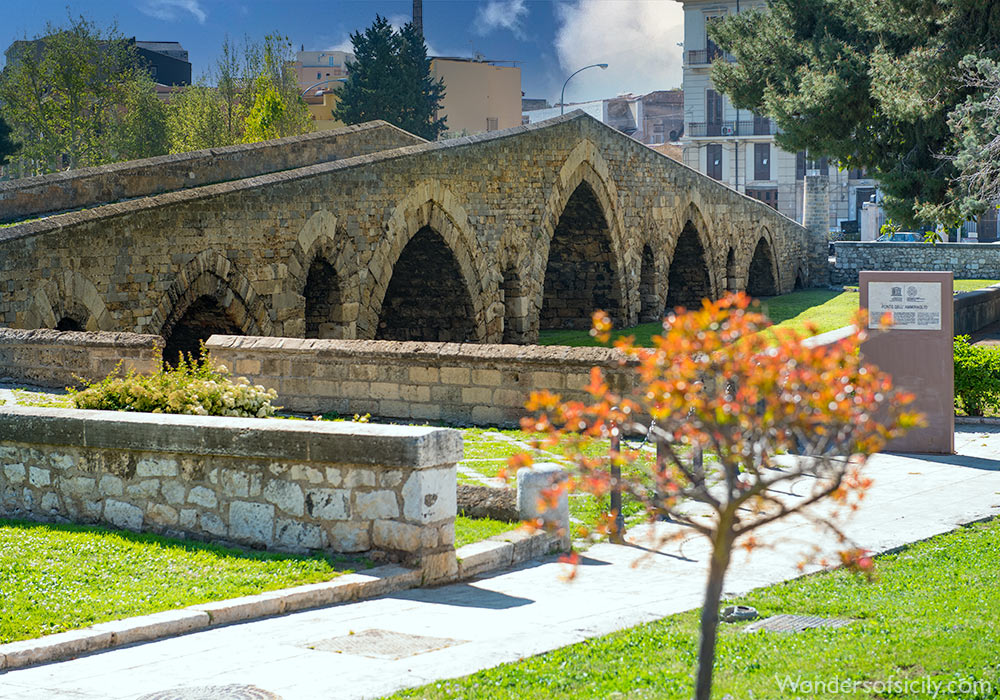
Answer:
686, 119, 776, 137
686, 49, 736, 65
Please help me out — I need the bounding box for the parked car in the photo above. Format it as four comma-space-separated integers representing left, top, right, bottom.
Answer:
876, 232, 922, 242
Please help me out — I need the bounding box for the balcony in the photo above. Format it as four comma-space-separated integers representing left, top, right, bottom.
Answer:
686, 49, 736, 66
686, 119, 778, 138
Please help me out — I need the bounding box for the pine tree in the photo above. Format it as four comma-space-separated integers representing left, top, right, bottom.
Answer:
334, 15, 446, 141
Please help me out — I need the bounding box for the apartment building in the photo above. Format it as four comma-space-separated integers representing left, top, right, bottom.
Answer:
524, 90, 684, 146
679, 0, 877, 231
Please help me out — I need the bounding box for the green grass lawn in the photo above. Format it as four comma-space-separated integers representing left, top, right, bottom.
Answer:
0, 518, 362, 643
538, 281, 1000, 347
390, 518, 1000, 700
454, 515, 520, 548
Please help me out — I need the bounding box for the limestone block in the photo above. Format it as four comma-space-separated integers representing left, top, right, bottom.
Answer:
28, 467, 50, 487
188, 486, 218, 509
136, 457, 179, 477
324, 467, 343, 486
3, 463, 26, 485
125, 479, 160, 499
401, 467, 457, 524
517, 463, 569, 530
380, 470, 404, 489
420, 551, 458, 585
199, 511, 227, 537
372, 519, 423, 552
62, 476, 96, 499
147, 504, 179, 527
229, 501, 274, 546
276, 518, 326, 550
105, 499, 143, 531
327, 521, 370, 552
304, 488, 350, 520
263, 480, 305, 516
179, 508, 197, 529
161, 481, 186, 505
440, 367, 470, 385
355, 490, 400, 520
456, 540, 514, 579
99, 474, 124, 497
40, 492, 60, 513
343, 469, 375, 488
289, 465, 324, 484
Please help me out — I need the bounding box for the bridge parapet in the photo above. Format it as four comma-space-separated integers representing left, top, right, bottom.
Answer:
0, 121, 423, 224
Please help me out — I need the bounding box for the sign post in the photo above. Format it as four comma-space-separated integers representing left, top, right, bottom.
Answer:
859, 271, 954, 454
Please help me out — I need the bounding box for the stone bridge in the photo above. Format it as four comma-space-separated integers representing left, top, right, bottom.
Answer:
0, 113, 823, 359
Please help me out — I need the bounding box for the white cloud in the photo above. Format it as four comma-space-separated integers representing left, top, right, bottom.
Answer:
138, 0, 207, 24
553, 0, 683, 103
475, 0, 529, 38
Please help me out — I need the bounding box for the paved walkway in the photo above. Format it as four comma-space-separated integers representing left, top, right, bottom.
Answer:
2, 427, 999, 700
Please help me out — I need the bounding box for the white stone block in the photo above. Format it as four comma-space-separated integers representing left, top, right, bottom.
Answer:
136, 457, 179, 477
229, 501, 274, 545
28, 467, 50, 487
3, 464, 26, 484
263, 480, 305, 516
105, 499, 143, 531
305, 488, 350, 520
187, 485, 217, 509
401, 467, 457, 524
517, 463, 569, 530
354, 490, 400, 520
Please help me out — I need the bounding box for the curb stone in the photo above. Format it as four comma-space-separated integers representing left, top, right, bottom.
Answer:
0, 528, 564, 672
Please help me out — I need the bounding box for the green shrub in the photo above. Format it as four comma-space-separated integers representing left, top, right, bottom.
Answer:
953, 335, 1000, 416
71, 350, 278, 417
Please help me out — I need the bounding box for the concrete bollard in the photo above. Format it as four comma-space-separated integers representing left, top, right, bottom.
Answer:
517, 463, 570, 549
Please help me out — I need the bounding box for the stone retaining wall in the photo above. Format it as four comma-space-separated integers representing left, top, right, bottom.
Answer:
0, 406, 461, 582
831, 242, 1000, 285
955, 284, 1000, 336
206, 335, 638, 427
0, 121, 422, 223
0, 328, 162, 388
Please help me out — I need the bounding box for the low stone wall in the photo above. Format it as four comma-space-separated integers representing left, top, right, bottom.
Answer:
206, 335, 638, 426
0, 121, 423, 223
831, 242, 1000, 285
0, 328, 162, 388
0, 406, 461, 581
955, 284, 1000, 336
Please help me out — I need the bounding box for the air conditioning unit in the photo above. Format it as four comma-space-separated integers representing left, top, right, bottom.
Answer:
721, 125, 735, 136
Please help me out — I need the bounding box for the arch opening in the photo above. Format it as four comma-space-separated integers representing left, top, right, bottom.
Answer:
794, 269, 806, 290
665, 221, 713, 310
376, 226, 477, 342
163, 295, 243, 365
747, 238, 779, 297
639, 245, 658, 322
55, 317, 84, 332
540, 182, 622, 330
304, 258, 348, 339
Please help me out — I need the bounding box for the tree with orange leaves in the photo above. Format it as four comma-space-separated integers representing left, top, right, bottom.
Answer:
515, 293, 922, 700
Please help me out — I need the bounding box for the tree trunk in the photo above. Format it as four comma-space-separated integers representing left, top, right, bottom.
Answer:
694, 529, 734, 700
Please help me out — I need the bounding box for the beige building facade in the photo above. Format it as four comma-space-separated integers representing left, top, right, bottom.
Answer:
679, 0, 877, 231
430, 58, 522, 136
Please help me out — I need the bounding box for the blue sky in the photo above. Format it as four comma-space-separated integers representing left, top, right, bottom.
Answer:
1, 1, 684, 104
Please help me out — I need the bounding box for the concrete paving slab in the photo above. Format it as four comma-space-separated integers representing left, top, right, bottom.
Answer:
2, 426, 1000, 700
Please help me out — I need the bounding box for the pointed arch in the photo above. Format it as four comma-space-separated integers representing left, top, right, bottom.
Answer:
290, 209, 360, 339
152, 249, 273, 363
364, 181, 489, 342
746, 232, 780, 297
665, 203, 717, 310
22, 271, 113, 332
533, 142, 629, 331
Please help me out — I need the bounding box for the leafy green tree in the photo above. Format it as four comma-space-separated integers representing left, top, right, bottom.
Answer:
107, 71, 169, 161
166, 83, 229, 153
708, 0, 1000, 227
0, 112, 18, 167
240, 34, 311, 142
0, 15, 166, 176
242, 85, 286, 143
334, 15, 446, 140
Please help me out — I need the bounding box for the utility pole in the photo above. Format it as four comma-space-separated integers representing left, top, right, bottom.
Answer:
413, 0, 423, 38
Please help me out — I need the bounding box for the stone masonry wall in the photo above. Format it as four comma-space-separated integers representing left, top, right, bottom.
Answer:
206, 335, 639, 427
0, 121, 423, 223
0, 328, 162, 388
832, 242, 1000, 285
0, 406, 461, 581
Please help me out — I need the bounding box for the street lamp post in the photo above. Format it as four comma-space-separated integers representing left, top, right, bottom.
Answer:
300, 78, 347, 97
560, 63, 609, 115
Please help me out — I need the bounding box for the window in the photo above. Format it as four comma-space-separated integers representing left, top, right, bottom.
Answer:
705, 15, 723, 61
746, 188, 778, 209
486, 117, 498, 132
707, 144, 722, 180
796, 151, 829, 178
754, 143, 770, 181
317, 72, 321, 80
707, 89, 723, 125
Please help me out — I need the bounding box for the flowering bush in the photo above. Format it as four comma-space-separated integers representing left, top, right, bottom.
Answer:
71, 350, 278, 417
